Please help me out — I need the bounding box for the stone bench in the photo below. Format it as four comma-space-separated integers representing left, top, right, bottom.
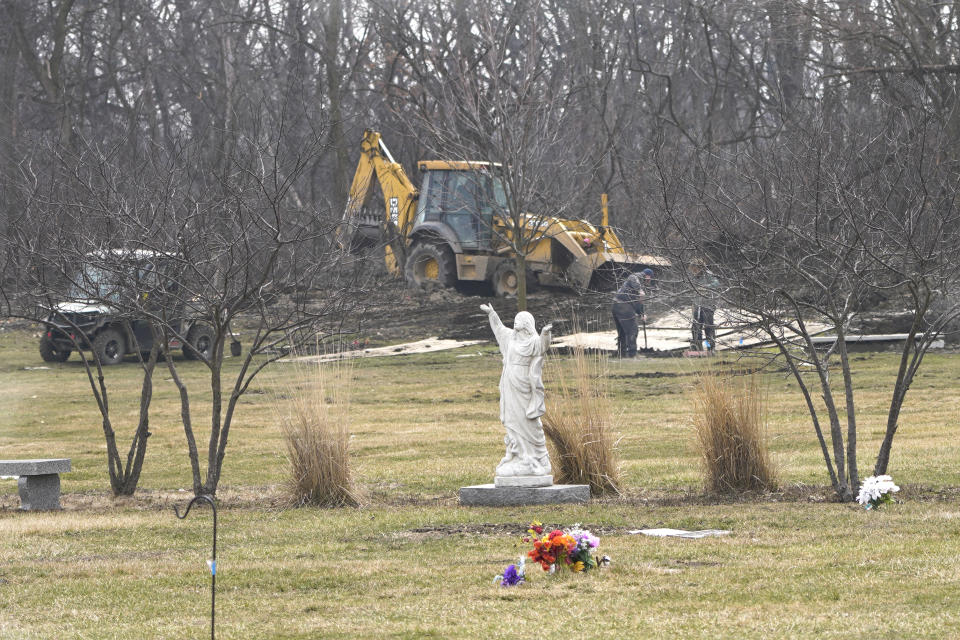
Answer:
0, 459, 71, 510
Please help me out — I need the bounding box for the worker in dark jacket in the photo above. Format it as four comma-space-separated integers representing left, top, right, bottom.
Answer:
611, 269, 653, 357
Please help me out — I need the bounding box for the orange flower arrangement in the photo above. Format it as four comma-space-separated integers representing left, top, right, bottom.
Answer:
495, 522, 609, 585
522, 522, 608, 575
528, 529, 578, 571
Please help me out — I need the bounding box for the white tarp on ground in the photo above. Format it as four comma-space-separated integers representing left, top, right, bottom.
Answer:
284, 312, 929, 363
285, 337, 486, 363
551, 309, 833, 354
629, 528, 731, 539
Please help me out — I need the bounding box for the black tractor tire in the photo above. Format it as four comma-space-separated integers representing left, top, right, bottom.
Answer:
491, 260, 539, 298
404, 243, 457, 289
92, 328, 126, 366
183, 324, 215, 361
39, 336, 71, 363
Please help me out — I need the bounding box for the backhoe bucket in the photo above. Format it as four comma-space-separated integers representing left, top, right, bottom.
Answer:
580, 254, 670, 291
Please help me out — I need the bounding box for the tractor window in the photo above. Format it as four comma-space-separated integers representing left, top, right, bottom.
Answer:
445, 173, 477, 215
446, 171, 499, 250
491, 175, 509, 213
441, 173, 478, 249
415, 171, 445, 223
415, 169, 500, 250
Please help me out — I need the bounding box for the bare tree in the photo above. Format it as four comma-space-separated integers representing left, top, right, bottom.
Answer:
651, 109, 960, 500
3, 104, 360, 497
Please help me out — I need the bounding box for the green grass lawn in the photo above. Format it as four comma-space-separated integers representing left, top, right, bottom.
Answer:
2, 329, 960, 639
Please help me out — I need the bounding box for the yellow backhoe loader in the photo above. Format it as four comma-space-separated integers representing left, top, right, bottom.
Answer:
338, 129, 665, 294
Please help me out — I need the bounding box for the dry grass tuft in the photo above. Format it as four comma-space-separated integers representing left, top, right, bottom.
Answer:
692, 371, 777, 493
275, 358, 363, 507
543, 347, 622, 496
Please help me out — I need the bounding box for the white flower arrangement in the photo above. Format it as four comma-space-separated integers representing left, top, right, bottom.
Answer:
856, 475, 900, 510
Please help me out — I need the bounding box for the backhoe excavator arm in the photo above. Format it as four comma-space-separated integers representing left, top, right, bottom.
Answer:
338, 130, 419, 259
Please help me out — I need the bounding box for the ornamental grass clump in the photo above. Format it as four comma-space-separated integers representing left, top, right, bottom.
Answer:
543, 346, 622, 496
275, 358, 363, 507
692, 371, 777, 494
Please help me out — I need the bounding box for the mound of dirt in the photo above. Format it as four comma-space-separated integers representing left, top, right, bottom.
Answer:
350, 280, 614, 344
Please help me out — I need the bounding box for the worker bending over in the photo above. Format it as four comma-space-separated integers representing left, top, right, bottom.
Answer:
612, 269, 653, 357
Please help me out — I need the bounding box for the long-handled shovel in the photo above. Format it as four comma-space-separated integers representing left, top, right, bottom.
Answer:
640, 316, 654, 354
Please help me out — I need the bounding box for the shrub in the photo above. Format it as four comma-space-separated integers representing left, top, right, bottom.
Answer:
692, 371, 777, 493
275, 358, 363, 507
543, 347, 622, 496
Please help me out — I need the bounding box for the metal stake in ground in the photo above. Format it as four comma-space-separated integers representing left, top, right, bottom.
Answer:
174, 495, 218, 640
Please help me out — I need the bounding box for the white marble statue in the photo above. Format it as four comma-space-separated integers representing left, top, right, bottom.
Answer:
480, 303, 553, 486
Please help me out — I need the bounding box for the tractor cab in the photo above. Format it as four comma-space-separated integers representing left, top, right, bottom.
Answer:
414, 161, 508, 251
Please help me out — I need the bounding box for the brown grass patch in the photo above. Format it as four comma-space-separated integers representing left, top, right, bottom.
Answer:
274, 358, 363, 507
692, 371, 777, 493
543, 347, 622, 495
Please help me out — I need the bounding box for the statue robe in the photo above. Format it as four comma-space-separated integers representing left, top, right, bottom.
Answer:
487, 310, 552, 478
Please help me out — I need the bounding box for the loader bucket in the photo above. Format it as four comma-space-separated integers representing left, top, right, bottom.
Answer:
585, 255, 669, 291
337, 217, 381, 253
588, 262, 634, 291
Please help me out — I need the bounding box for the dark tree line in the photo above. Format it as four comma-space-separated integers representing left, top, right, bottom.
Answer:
1, 1, 958, 236
0, 1, 956, 241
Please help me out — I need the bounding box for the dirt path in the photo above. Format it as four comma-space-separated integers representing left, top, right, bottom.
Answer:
348, 281, 614, 344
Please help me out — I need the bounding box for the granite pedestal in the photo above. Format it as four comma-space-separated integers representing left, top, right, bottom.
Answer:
459, 483, 590, 506
0, 459, 71, 510
494, 474, 553, 488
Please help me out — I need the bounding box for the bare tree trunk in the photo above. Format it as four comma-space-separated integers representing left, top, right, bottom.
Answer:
835, 321, 859, 491
813, 346, 850, 499
768, 326, 840, 491
516, 252, 527, 312
874, 289, 929, 475
57, 316, 160, 496
116, 330, 160, 495
166, 345, 202, 495
203, 335, 225, 494
322, 0, 350, 211
12, 0, 76, 145
0, 13, 19, 243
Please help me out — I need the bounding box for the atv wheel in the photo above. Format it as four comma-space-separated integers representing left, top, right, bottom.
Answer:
92, 328, 126, 366
404, 243, 456, 289
491, 261, 538, 297
39, 336, 71, 363
183, 324, 215, 361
